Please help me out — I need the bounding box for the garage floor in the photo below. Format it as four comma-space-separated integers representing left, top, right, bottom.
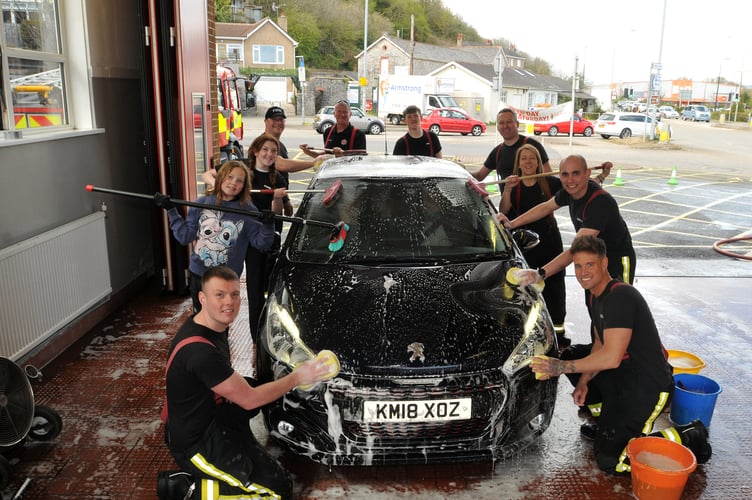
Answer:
2, 165, 751, 499
2, 271, 751, 500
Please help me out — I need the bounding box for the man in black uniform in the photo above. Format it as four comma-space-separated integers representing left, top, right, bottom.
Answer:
473, 108, 551, 181
531, 235, 711, 474
159, 266, 333, 499
393, 105, 442, 157
501, 154, 633, 285
302, 100, 366, 157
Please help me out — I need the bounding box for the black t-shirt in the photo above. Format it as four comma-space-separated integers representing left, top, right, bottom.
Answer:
483, 135, 549, 179
506, 177, 563, 267
324, 124, 366, 151
586, 280, 673, 390
250, 167, 289, 233
165, 318, 234, 452
554, 180, 634, 259
392, 131, 442, 157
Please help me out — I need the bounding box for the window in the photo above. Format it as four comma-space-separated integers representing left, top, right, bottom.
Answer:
2, 0, 68, 130
253, 44, 284, 65
226, 43, 243, 63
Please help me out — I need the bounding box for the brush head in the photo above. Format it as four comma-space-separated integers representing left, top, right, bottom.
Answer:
323, 179, 342, 207
328, 222, 349, 252
467, 179, 489, 198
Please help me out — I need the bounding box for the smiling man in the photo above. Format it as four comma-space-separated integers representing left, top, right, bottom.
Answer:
500, 154, 635, 286
473, 108, 551, 181
531, 235, 711, 475
161, 266, 333, 499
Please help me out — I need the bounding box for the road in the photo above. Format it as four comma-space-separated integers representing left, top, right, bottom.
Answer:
259, 116, 752, 176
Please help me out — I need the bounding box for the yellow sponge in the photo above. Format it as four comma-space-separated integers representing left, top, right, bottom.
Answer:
534, 354, 550, 380
298, 350, 340, 390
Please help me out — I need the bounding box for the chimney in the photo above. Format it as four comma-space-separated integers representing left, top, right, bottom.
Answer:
456, 33, 463, 47
277, 14, 288, 32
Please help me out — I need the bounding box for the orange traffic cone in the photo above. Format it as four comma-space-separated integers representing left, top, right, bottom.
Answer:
668, 166, 679, 185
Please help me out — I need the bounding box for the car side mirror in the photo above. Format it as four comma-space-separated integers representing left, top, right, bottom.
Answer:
511, 229, 540, 251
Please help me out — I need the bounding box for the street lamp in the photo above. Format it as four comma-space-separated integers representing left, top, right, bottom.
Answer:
714, 57, 731, 112
734, 57, 744, 123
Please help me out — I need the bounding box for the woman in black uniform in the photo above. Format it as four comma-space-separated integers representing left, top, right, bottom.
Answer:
500, 144, 568, 348
245, 134, 288, 342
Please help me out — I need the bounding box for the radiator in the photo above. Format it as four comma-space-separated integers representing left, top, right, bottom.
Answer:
0, 212, 111, 361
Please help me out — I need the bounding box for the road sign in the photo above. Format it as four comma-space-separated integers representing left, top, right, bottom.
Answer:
651, 73, 661, 91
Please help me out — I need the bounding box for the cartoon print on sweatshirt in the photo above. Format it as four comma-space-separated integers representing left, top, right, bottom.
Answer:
193, 209, 244, 267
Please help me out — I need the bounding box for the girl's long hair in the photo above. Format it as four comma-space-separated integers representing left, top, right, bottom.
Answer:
513, 144, 552, 199
246, 134, 282, 187
207, 160, 252, 205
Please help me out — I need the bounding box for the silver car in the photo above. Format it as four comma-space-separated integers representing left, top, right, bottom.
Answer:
681, 105, 711, 122
312, 105, 386, 135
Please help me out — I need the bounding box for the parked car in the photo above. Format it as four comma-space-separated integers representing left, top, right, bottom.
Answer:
533, 114, 594, 137
312, 105, 385, 135
681, 105, 711, 122
256, 155, 558, 465
420, 108, 486, 136
595, 112, 656, 139
658, 105, 680, 119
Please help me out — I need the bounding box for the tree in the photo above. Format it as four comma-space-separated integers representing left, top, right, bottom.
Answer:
215, 0, 232, 23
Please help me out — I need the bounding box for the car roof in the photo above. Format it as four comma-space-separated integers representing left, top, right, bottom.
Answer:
314, 155, 474, 181
600, 112, 648, 117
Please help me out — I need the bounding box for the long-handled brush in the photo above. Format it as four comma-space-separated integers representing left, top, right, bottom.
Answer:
85, 185, 350, 252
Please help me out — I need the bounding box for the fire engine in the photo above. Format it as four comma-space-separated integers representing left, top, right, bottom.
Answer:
11, 68, 65, 129
216, 64, 245, 162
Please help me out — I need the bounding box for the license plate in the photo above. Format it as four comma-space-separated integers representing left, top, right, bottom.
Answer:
363, 398, 472, 423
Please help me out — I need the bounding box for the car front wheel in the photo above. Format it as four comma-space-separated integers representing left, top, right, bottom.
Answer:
320, 122, 333, 134
548, 126, 559, 137
471, 125, 483, 136
583, 127, 593, 137
619, 128, 632, 139
429, 124, 441, 135
368, 123, 383, 135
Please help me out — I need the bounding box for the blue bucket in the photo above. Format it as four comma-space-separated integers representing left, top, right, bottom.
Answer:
670, 373, 722, 428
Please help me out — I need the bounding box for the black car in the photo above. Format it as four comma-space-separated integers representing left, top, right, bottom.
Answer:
257, 155, 558, 465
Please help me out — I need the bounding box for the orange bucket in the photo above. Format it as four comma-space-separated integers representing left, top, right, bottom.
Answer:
626, 436, 697, 500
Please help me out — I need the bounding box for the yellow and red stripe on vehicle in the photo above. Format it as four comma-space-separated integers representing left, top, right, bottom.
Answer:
14, 107, 64, 128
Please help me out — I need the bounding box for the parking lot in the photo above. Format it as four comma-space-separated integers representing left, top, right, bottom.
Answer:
2, 117, 750, 499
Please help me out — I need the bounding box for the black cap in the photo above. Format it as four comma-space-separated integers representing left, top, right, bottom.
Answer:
265, 106, 286, 119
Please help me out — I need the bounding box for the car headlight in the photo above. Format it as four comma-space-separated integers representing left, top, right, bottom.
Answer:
501, 299, 555, 376
263, 294, 316, 367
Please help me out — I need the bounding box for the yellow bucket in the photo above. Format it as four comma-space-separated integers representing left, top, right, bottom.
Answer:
667, 349, 705, 374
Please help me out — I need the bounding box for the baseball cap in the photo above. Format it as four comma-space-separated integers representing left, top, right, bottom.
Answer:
265, 106, 286, 119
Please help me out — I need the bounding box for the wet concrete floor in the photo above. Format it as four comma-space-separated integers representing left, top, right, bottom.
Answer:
1, 162, 751, 499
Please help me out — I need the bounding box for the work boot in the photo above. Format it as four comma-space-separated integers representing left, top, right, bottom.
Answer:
653, 419, 712, 464
580, 422, 598, 441
157, 470, 195, 500
676, 419, 712, 464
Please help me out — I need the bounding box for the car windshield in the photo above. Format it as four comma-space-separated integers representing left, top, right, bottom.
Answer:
286, 177, 510, 264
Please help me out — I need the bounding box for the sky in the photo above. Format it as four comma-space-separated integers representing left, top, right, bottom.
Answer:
441, 0, 750, 86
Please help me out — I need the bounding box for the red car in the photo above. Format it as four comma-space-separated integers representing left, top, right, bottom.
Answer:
421, 108, 486, 136
533, 113, 594, 137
